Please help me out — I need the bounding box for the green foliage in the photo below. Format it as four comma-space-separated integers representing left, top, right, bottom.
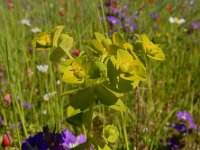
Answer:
33, 26, 165, 149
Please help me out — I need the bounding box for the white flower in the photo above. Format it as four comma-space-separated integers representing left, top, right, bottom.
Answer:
31, 27, 42, 33
43, 91, 56, 101
42, 110, 47, 115
169, 17, 186, 25
21, 19, 31, 26
178, 18, 186, 24
36, 65, 48, 73
56, 80, 61, 85
169, 17, 175, 23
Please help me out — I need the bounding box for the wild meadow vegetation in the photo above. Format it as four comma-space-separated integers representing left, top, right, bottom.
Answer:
0, 0, 200, 149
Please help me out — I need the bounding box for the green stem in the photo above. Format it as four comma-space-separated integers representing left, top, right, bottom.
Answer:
121, 111, 130, 150
100, 0, 108, 37
86, 103, 93, 149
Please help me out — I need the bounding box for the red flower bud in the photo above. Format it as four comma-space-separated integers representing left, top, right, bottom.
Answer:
72, 49, 80, 56
2, 134, 12, 148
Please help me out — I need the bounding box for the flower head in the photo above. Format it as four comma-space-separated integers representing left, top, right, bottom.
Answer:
61, 129, 86, 149
23, 102, 32, 109
2, 134, 13, 148
172, 123, 187, 133
176, 111, 193, 122
21, 19, 31, 26
36, 65, 48, 73
169, 17, 185, 24
31, 27, 42, 33
108, 16, 120, 25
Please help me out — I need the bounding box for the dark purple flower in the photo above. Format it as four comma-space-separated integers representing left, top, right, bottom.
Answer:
167, 136, 180, 149
150, 12, 158, 19
22, 132, 48, 150
61, 129, 86, 149
172, 123, 187, 133
107, 16, 120, 25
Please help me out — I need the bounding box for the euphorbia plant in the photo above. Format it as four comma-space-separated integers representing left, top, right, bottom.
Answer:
32, 25, 165, 149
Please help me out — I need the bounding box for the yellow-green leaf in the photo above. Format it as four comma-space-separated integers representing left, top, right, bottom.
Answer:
141, 34, 165, 60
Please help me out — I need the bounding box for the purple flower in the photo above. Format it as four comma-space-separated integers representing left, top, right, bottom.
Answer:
107, 16, 120, 25
61, 129, 86, 149
191, 22, 200, 29
0, 119, 4, 127
150, 12, 158, 19
23, 102, 32, 109
176, 111, 194, 122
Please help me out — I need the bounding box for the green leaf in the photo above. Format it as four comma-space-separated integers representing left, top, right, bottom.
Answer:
117, 49, 133, 73
94, 32, 106, 42
51, 25, 64, 47
102, 38, 112, 47
66, 112, 83, 126
59, 34, 74, 53
62, 66, 84, 84
50, 47, 65, 62
112, 32, 126, 49
118, 77, 133, 92
98, 145, 112, 150
109, 99, 126, 112
103, 125, 119, 143
95, 85, 118, 106
107, 58, 118, 87
140, 34, 165, 60
67, 106, 81, 118
70, 88, 94, 111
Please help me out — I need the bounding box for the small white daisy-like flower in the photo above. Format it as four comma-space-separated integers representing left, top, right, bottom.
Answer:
169, 17, 175, 23
21, 19, 31, 26
42, 110, 47, 115
31, 27, 42, 33
43, 91, 56, 101
169, 17, 186, 25
36, 65, 48, 73
56, 80, 61, 85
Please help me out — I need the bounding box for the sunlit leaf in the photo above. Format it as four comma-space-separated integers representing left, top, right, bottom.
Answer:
51, 25, 64, 47
109, 99, 126, 112
94, 32, 106, 43
141, 34, 165, 60
103, 125, 119, 143
62, 66, 84, 84
112, 32, 126, 49
32, 32, 52, 50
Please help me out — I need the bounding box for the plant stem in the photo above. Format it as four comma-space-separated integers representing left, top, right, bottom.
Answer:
121, 111, 130, 150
